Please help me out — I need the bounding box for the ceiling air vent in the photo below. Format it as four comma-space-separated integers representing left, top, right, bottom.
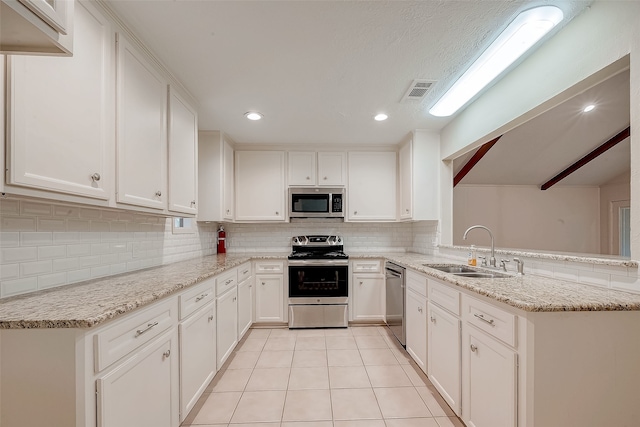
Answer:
401, 79, 435, 102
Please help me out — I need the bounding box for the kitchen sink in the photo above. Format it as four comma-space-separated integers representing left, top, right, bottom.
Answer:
423, 264, 478, 273
452, 271, 512, 279
423, 264, 512, 279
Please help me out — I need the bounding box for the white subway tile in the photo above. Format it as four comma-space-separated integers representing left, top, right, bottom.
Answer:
0, 199, 20, 214
1, 247, 38, 263
53, 232, 81, 244
110, 243, 127, 253
67, 268, 91, 283
101, 253, 119, 264
0, 232, 20, 247
53, 258, 80, 272
110, 222, 127, 232
91, 265, 110, 278
127, 260, 141, 271
0, 216, 37, 231
79, 256, 101, 267
79, 208, 101, 220
20, 201, 52, 216
67, 220, 90, 232
67, 244, 91, 257
1, 277, 38, 297
91, 243, 110, 255
118, 252, 133, 262
118, 212, 135, 221
80, 232, 101, 242
101, 210, 120, 221
577, 270, 610, 288
0, 264, 19, 280
37, 218, 67, 232
38, 272, 67, 289
21, 260, 52, 276
110, 263, 127, 275
53, 205, 80, 218
593, 264, 629, 276
20, 232, 53, 246
91, 221, 110, 232
610, 275, 640, 294
553, 266, 579, 282
38, 245, 66, 260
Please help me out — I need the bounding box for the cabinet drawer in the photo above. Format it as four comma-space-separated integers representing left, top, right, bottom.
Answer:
352, 259, 381, 273
254, 260, 284, 274
428, 280, 460, 316
216, 268, 238, 296
406, 270, 427, 297
94, 298, 177, 372
238, 262, 252, 283
463, 295, 517, 347
179, 278, 215, 320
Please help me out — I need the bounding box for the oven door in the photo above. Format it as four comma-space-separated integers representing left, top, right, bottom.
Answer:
288, 264, 348, 298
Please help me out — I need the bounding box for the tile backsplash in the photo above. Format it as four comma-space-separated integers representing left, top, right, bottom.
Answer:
0, 198, 217, 298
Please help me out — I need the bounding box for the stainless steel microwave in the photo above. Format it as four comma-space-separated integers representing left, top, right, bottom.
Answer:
289, 187, 344, 219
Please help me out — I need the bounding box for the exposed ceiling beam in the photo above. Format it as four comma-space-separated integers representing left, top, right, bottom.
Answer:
540, 126, 631, 190
453, 135, 502, 187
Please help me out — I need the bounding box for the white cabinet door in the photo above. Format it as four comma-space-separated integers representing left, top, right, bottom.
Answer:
352, 274, 384, 321
428, 302, 461, 415
216, 287, 238, 370
179, 303, 216, 422
6, 1, 111, 199
237, 278, 253, 339
116, 34, 167, 210
406, 289, 427, 372
288, 151, 317, 186
235, 151, 285, 221
347, 152, 396, 221
462, 325, 517, 427
97, 329, 178, 427
317, 152, 346, 186
399, 140, 412, 220
255, 275, 284, 322
223, 140, 235, 220
168, 87, 198, 215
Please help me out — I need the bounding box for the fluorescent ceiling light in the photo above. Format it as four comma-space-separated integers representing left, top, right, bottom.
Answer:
583, 104, 595, 113
244, 111, 263, 120
374, 113, 388, 121
429, 6, 564, 117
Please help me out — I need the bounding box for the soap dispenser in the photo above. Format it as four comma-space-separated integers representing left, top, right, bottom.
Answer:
468, 245, 477, 266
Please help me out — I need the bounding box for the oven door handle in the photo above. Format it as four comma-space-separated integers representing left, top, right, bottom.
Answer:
288, 259, 349, 266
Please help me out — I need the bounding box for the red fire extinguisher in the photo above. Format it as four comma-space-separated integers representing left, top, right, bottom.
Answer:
217, 225, 226, 254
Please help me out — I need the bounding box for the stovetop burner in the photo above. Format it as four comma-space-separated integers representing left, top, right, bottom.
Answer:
288, 235, 348, 260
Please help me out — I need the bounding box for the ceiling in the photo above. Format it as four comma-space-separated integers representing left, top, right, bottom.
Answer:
453, 69, 630, 187
103, 0, 591, 146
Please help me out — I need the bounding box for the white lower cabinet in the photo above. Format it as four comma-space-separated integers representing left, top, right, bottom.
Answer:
237, 276, 254, 339
255, 275, 285, 322
462, 324, 517, 427
178, 302, 216, 422
406, 288, 427, 372
352, 274, 385, 322
216, 286, 238, 370
427, 301, 461, 415
96, 329, 179, 427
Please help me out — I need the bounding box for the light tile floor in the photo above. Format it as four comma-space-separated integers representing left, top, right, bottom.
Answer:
181, 325, 465, 427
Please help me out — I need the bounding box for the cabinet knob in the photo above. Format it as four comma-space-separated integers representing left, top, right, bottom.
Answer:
470, 344, 478, 353
359, 281, 363, 285
306, 176, 310, 180
163, 349, 171, 358
354, 211, 358, 215
91, 173, 101, 182
418, 307, 423, 313
208, 315, 214, 322
275, 211, 279, 215
155, 191, 162, 197
226, 209, 230, 214
430, 316, 436, 323
262, 282, 266, 285
323, 176, 327, 180
233, 297, 237, 302
405, 208, 409, 213
191, 200, 196, 206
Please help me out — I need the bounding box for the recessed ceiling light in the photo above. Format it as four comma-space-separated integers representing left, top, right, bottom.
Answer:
583, 104, 595, 113
244, 111, 263, 121
374, 113, 388, 121
429, 5, 564, 117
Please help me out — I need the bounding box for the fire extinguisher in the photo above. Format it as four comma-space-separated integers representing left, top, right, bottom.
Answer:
217, 225, 226, 254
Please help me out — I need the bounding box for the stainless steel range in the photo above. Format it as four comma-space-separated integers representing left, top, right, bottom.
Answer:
288, 235, 349, 328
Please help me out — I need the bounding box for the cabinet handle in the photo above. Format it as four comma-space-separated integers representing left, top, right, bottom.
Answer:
163, 349, 171, 358
359, 281, 363, 285
208, 315, 214, 322
155, 191, 162, 197
243, 270, 249, 274
191, 200, 196, 206
418, 307, 423, 313
91, 173, 101, 182
473, 313, 495, 326
195, 293, 208, 302
405, 208, 409, 213
354, 211, 358, 215
233, 297, 237, 302
262, 282, 266, 285
135, 322, 159, 337
430, 316, 436, 323
470, 344, 478, 353
323, 176, 328, 180
225, 279, 233, 285
226, 209, 230, 214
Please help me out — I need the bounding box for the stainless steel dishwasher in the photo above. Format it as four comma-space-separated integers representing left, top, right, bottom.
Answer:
385, 261, 405, 347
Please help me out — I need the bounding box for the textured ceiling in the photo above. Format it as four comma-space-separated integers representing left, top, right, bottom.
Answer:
453, 69, 630, 187
104, 0, 591, 146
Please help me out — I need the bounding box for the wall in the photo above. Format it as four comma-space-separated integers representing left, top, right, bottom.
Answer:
223, 220, 439, 255
437, 1, 640, 258
0, 198, 217, 298
453, 185, 600, 253
600, 171, 631, 254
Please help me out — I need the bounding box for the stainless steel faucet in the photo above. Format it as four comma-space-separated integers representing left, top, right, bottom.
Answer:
463, 225, 496, 268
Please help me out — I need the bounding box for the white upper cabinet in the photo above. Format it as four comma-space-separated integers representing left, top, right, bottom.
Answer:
347, 151, 396, 221
168, 87, 198, 215
399, 140, 412, 220
0, 0, 73, 55
223, 139, 234, 220
405, 131, 440, 220
116, 34, 167, 210
288, 151, 345, 186
6, 0, 112, 200
197, 131, 235, 221
235, 151, 286, 221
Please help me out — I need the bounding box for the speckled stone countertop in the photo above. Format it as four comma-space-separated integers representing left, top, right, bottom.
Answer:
3, 251, 640, 330
438, 244, 639, 267
351, 252, 640, 312
0, 253, 287, 329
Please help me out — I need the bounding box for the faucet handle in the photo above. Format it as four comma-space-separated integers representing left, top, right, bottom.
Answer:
513, 258, 525, 275
477, 255, 487, 266
500, 259, 510, 272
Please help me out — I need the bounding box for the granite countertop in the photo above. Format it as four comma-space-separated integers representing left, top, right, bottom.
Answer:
0, 253, 287, 329
351, 252, 640, 313
2, 251, 640, 330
